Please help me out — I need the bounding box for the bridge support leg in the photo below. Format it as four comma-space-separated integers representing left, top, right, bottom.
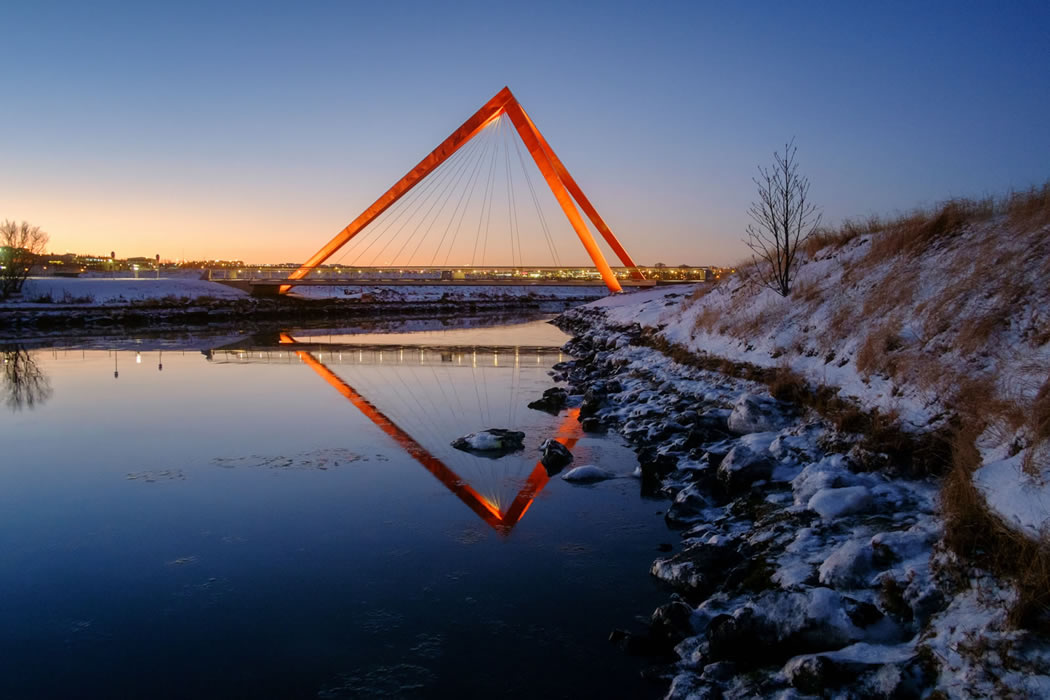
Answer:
502, 101, 621, 293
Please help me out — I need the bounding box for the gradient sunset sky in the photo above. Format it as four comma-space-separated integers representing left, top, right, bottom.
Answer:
2, 1, 1048, 266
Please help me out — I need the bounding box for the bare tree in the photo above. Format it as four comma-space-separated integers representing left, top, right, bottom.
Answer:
1, 220, 49, 299
744, 140, 821, 297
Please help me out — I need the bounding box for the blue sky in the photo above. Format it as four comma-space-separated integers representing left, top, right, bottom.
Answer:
2, 0, 1047, 265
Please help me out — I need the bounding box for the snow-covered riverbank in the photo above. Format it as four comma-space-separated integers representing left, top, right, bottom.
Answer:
549, 302, 1050, 698
8, 276, 605, 307
0, 276, 605, 337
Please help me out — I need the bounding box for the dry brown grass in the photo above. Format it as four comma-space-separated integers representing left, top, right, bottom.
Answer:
826, 305, 855, 345
693, 306, 721, 334
1021, 378, 1050, 478
952, 376, 1027, 437
800, 180, 1049, 267
861, 264, 916, 320
802, 215, 886, 258
1034, 379, 1050, 443
865, 200, 989, 264
855, 321, 903, 377
683, 277, 724, 308
1005, 181, 1050, 231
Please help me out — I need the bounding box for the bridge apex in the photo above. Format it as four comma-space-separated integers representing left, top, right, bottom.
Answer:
282, 87, 643, 294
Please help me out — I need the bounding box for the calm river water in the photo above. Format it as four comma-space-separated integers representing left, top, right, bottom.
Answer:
0, 318, 670, 698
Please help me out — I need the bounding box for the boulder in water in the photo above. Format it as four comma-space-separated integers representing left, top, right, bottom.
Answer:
527, 387, 569, 414
451, 429, 525, 456
539, 438, 574, 474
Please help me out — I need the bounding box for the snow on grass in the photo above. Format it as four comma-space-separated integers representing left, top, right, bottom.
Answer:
974, 453, 1050, 540
13, 276, 246, 305
579, 210, 1050, 536
7, 277, 610, 307
921, 576, 1050, 698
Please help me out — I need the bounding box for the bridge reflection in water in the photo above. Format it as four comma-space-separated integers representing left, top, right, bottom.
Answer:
208, 334, 581, 535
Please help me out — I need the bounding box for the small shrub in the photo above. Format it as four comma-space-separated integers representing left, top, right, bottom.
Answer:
683, 279, 722, 307
44, 290, 94, 304
1034, 378, 1050, 443
768, 368, 809, 404
855, 323, 902, 377
1005, 181, 1050, 231
692, 307, 720, 334
803, 214, 885, 258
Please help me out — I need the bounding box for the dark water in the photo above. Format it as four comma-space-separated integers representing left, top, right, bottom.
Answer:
0, 319, 671, 699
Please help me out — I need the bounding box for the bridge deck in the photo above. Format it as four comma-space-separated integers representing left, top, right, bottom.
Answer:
206, 344, 567, 367
243, 278, 659, 287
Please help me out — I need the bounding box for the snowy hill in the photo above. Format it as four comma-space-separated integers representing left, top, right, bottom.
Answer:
558, 184, 1050, 695
588, 185, 1050, 538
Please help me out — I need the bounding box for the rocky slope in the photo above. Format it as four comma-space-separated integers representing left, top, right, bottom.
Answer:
547, 307, 1050, 698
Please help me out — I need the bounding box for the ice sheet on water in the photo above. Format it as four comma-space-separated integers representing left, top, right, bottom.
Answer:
212, 448, 378, 470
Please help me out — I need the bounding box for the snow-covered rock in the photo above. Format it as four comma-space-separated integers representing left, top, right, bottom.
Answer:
818, 539, 874, 588
527, 387, 568, 414
561, 464, 615, 482
727, 394, 792, 435
538, 438, 573, 472
807, 485, 874, 520
450, 428, 525, 454
791, 454, 862, 506
651, 539, 742, 597
716, 431, 777, 493
665, 483, 715, 526
705, 588, 863, 667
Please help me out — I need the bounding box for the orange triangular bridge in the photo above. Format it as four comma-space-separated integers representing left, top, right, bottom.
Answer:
281, 87, 643, 294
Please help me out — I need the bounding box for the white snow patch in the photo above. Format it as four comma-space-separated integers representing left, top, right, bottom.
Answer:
562, 465, 616, 482
792, 454, 862, 506
460, 432, 504, 450
763, 587, 861, 646
818, 538, 873, 588
15, 276, 246, 304
974, 453, 1050, 540
727, 394, 790, 434
807, 486, 873, 520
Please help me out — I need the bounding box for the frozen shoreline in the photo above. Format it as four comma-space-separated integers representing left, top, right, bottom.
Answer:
0, 276, 606, 339
8, 275, 608, 306
550, 300, 1050, 698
